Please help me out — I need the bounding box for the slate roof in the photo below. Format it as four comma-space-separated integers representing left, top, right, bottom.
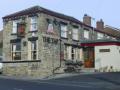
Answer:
103, 25, 120, 38
81, 39, 120, 44
2, 6, 120, 39
3, 6, 82, 24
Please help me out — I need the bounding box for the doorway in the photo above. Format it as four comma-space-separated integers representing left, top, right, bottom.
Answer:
83, 47, 94, 68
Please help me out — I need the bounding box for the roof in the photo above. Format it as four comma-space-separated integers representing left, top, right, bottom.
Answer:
81, 39, 120, 46
103, 25, 120, 38
3, 6, 82, 24
2, 6, 120, 39
81, 39, 120, 44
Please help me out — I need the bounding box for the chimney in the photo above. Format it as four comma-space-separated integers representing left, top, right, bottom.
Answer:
96, 19, 104, 30
83, 14, 91, 26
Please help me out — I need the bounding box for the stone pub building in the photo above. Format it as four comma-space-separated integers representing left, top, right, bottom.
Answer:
2, 6, 120, 77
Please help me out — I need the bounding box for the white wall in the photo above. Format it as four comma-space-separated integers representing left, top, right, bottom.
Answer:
95, 45, 120, 71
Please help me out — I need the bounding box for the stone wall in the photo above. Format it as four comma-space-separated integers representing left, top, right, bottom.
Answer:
3, 61, 53, 78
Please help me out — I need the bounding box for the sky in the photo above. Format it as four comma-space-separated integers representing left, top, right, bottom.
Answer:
0, 0, 120, 30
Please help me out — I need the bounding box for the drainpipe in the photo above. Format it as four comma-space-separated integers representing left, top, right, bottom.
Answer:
53, 22, 62, 73
59, 22, 62, 67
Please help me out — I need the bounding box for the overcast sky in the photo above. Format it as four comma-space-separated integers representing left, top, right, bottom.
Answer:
0, 0, 120, 30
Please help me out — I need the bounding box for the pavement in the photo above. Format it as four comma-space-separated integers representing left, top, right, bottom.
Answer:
0, 72, 100, 80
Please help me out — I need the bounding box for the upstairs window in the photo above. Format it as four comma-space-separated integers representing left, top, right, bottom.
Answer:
12, 20, 19, 34
106, 35, 110, 39
17, 23, 25, 37
97, 32, 104, 39
47, 21, 54, 34
30, 17, 38, 31
72, 27, 79, 40
84, 29, 89, 39
61, 24, 68, 38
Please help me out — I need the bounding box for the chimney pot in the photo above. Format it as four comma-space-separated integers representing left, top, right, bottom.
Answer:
83, 14, 91, 26
96, 19, 104, 30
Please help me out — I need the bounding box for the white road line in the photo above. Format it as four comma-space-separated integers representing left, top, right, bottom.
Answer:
13, 88, 23, 90
45, 80, 105, 85
33, 81, 98, 88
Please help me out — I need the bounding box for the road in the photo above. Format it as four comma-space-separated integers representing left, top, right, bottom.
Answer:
0, 72, 120, 90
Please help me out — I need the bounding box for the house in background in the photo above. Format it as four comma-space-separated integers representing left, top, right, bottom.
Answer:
0, 30, 3, 56
2, 6, 120, 77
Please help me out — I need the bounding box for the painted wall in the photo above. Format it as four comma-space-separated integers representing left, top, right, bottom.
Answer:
95, 45, 120, 71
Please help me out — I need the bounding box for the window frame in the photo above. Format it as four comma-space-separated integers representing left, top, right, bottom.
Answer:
97, 32, 104, 39
72, 27, 79, 40
11, 43, 21, 60
30, 40, 38, 60
30, 16, 38, 31
47, 22, 54, 34
60, 24, 68, 38
12, 20, 19, 34
84, 29, 89, 39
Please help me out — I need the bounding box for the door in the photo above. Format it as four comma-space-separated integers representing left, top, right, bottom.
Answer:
83, 47, 94, 68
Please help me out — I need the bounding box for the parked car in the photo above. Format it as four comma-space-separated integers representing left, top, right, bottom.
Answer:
0, 56, 3, 74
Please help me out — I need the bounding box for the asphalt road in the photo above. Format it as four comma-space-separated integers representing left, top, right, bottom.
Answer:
0, 72, 120, 90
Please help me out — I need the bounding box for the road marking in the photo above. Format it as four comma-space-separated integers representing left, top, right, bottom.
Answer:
44, 80, 104, 84
13, 88, 23, 90
33, 80, 100, 88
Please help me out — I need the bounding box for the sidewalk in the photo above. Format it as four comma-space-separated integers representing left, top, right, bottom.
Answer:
43, 72, 103, 80
0, 72, 102, 81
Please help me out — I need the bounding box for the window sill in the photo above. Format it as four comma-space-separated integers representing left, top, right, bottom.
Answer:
11, 33, 17, 35
2, 60, 41, 63
72, 39, 79, 42
28, 30, 38, 33
61, 37, 68, 40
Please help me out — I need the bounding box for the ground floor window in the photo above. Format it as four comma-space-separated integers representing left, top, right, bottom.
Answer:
28, 40, 38, 60
11, 43, 21, 60
64, 45, 81, 61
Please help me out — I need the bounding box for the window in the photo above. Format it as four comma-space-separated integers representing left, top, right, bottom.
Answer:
28, 40, 38, 60
17, 24, 25, 37
12, 20, 19, 34
99, 49, 110, 52
71, 47, 79, 60
106, 35, 110, 39
30, 17, 38, 31
71, 47, 75, 60
11, 43, 21, 60
64, 45, 80, 61
84, 30, 89, 39
31, 41, 37, 60
97, 33, 104, 39
61, 24, 68, 38
112, 37, 116, 40
72, 28, 79, 40
47, 23, 54, 34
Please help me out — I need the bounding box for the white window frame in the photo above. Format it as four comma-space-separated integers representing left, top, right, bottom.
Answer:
84, 30, 89, 39
72, 28, 79, 40
106, 35, 110, 39
12, 20, 19, 34
97, 32, 104, 39
47, 23, 54, 33
61, 24, 68, 38
30, 16, 38, 31
11, 43, 21, 60
28, 40, 38, 60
